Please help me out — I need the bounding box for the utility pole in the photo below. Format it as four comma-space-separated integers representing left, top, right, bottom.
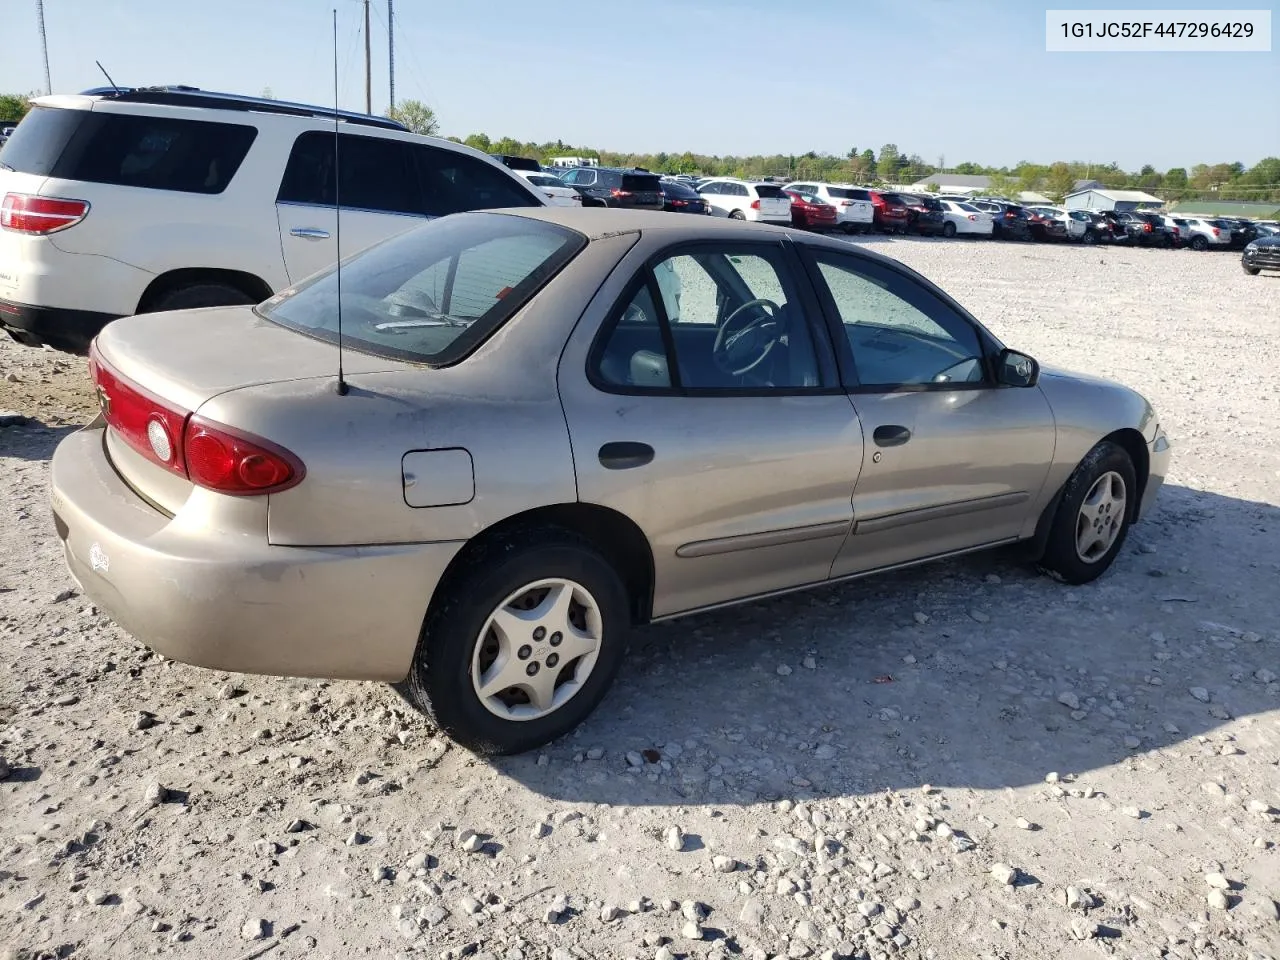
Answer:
363, 0, 373, 115
35, 0, 52, 95
387, 0, 396, 112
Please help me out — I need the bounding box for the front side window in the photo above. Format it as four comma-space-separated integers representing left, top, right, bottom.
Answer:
259, 212, 584, 365
812, 253, 987, 390
594, 246, 825, 392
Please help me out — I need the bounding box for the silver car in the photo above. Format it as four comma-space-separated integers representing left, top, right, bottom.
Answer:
50, 208, 1171, 754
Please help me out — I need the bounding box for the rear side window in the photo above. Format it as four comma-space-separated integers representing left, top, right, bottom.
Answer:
259, 212, 585, 365
754, 184, 786, 199
413, 146, 540, 216
277, 131, 421, 215
3, 107, 257, 194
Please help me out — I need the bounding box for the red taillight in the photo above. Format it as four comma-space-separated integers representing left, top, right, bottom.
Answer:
671, 199, 687, 206
89, 346, 190, 477
1212, 228, 1220, 237
968, 215, 977, 221
184, 418, 304, 496
89, 344, 303, 495
610, 188, 632, 198
1143, 223, 1152, 233
751, 199, 760, 209
1, 193, 90, 234
840, 200, 853, 206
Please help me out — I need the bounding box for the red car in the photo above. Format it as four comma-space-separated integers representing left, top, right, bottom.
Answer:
867, 190, 909, 233
784, 190, 837, 230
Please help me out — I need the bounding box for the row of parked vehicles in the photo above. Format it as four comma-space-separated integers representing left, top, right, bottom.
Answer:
504, 158, 1274, 253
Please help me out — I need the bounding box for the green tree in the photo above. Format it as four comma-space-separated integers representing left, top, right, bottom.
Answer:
463, 133, 492, 152
387, 99, 440, 137
0, 93, 33, 121
860, 149, 877, 179
986, 172, 1019, 198
878, 143, 901, 177
1045, 161, 1075, 201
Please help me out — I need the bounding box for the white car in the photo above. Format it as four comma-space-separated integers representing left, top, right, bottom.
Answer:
1029, 206, 1086, 240
696, 178, 791, 224
1177, 217, 1233, 251
782, 182, 874, 234
938, 200, 994, 236
517, 171, 581, 208
0, 86, 545, 353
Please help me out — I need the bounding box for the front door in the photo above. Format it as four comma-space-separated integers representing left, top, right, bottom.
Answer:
799, 248, 1056, 578
557, 239, 863, 617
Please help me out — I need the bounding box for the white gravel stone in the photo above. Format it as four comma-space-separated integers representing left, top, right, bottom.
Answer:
712, 855, 738, 873
1207, 889, 1230, 910
664, 826, 685, 851
740, 898, 765, 925
458, 829, 484, 853
1204, 872, 1231, 889
802, 656, 817, 670
681, 920, 704, 940
1014, 817, 1035, 830
1189, 686, 1211, 702
989, 863, 1017, 886
776, 664, 793, 676
795, 919, 821, 941
1057, 692, 1080, 710
240, 918, 268, 941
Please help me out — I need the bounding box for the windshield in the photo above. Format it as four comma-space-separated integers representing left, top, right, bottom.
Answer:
258, 212, 586, 366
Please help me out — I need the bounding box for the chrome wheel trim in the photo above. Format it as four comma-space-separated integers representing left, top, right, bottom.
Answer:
470, 578, 603, 722
1075, 470, 1127, 563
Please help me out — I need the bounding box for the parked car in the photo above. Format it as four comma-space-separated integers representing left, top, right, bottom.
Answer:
1028, 206, 1085, 240
49, 207, 1170, 754
1242, 235, 1280, 275
696, 178, 791, 224
516, 171, 582, 207
0, 85, 545, 354
867, 189, 909, 233
1220, 217, 1258, 249
1024, 208, 1068, 242
0, 124, 16, 147
490, 154, 542, 173
1070, 210, 1119, 244
659, 178, 710, 215
1105, 211, 1173, 247
888, 193, 946, 236
938, 200, 994, 237
782, 182, 874, 234
935, 194, 973, 203
1254, 221, 1280, 238
558, 166, 664, 210
969, 199, 1032, 241
783, 189, 837, 230
1177, 217, 1232, 250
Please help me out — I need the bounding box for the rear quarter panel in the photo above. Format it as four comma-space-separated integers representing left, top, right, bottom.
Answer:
199, 231, 640, 547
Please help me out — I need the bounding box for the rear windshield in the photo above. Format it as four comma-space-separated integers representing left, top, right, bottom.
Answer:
0, 106, 257, 194
622, 173, 661, 192
494, 154, 541, 171
754, 184, 787, 199
661, 180, 698, 198
525, 173, 563, 188
259, 213, 585, 366
827, 187, 870, 201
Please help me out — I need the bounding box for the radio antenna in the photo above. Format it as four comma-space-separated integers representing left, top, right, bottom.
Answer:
332, 8, 349, 396
95, 61, 122, 96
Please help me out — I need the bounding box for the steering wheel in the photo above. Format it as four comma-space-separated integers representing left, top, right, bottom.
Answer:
713, 298, 783, 376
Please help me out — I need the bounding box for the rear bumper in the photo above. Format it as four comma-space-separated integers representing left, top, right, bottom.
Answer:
50, 426, 464, 682
835, 208, 874, 224
0, 299, 118, 353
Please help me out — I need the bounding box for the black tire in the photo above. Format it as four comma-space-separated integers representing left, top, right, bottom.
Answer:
729, 210, 745, 220
1243, 264, 1261, 276
1190, 235, 1209, 251
942, 221, 957, 238
841, 223, 856, 235
1037, 441, 1137, 585
148, 282, 258, 313
401, 529, 630, 755
1082, 231, 1097, 245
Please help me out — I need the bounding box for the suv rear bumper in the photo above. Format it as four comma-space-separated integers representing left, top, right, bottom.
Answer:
0, 299, 118, 354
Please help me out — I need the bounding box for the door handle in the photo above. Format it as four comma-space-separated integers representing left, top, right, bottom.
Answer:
873, 425, 912, 448
598, 441, 654, 470
290, 227, 331, 240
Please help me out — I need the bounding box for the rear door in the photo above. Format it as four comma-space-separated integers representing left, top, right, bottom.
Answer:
800, 246, 1055, 576
620, 172, 664, 209
275, 131, 426, 283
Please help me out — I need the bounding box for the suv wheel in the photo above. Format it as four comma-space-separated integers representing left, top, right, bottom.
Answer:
729, 210, 745, 220
1190, 235, 1208, 251
401, 529, 630, 755
149, 283, 258, 313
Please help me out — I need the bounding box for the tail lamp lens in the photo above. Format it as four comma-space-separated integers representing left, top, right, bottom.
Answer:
1, 193, 90, 234
184, 419, 303, 495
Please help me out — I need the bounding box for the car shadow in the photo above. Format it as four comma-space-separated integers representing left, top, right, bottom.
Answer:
493, 482, 1280, 805
0, 422, 79, 462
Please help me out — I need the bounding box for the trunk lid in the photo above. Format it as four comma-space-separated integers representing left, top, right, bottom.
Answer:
92, 307, 407, 513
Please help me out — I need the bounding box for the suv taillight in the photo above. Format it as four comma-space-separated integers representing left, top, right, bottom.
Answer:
1143, 222, 1152, 232
1212, 227, 1220, 236
610, 188, 632, 198
751, 199, 761, 209
89, 345, 304, 496
1, 193, 90, 234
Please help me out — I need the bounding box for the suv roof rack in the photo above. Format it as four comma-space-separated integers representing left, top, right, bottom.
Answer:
76, 85, 409, 132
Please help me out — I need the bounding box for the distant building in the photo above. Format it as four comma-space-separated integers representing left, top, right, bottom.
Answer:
1064, 188, 1164, 212
1017, 191, 1053, 205
1072, 179, 1105, 193
548, 156, 599, 168
909, 173, 990, 194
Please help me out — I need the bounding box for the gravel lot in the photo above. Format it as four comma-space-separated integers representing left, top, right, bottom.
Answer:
2, 238, 1278, 960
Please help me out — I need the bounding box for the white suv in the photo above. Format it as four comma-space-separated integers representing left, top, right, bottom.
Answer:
781, 182, 875, 234
695, 178, 792, 225
1177, 217, 1233, 251
0, 86, 545, 353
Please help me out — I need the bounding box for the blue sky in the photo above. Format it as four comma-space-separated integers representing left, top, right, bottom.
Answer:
2, 0, 1276, 169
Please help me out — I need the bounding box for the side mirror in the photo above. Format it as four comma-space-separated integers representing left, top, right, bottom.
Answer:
996, 348, 1039, 387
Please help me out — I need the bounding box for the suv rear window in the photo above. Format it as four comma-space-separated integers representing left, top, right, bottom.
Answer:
621, 173, 661, 192
259, 212, 585, 366
827, 187, 868, 201
1, 106, 257, 194
493, 154, 541, 172
754, 184, 787, 199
